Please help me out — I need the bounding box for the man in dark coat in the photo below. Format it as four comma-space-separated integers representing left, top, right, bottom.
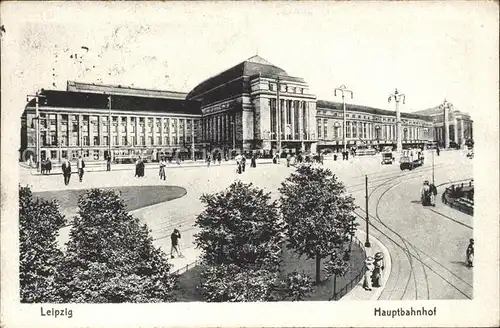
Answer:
77, 156, 85, 182
170, 228, 183, 259
61, 158, 71, 185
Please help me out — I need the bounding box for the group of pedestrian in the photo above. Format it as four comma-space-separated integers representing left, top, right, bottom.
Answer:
135, 156, 145, 177
363, 252, 385, 291
40, 158, 53, 175
61, 156, 85, 185
235, 153, 246, 174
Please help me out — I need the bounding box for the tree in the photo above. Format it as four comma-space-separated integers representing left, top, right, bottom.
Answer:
194, 181, 285, 301
199, 264, 280, 302
279, 165, 358, 284
280, 270, 314, 301
19, 185, 65, 303
194, 181, 284, 269
55, 189, 178, 302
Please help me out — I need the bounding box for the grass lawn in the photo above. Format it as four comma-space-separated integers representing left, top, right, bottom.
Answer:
175, 240, 365, 302
34, 185, 187, 218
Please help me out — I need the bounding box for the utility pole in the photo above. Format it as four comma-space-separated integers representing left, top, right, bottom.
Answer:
276, 76, 282, 162
365, 175, 371, 248
388, 88, 406, 153
440, 99, 452, 149
26, 91, 46, 172
334, 85, 354, 152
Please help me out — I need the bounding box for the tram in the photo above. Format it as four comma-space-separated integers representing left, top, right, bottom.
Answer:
399, 149, 424, 171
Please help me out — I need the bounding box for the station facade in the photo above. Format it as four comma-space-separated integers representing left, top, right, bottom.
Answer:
20, 55, 473, 163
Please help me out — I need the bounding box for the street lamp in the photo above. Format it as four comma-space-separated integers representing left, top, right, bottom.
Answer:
334, 85, 354, 153
365, 175, 371, 248
439, 99, 453, 149
26, 91, 47, 172
388, 88, 406, 153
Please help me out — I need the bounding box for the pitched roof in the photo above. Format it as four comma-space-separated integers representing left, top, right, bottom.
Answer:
317, 100, 433, 121
26, 89, 201, 115
67, 81, 187, 99
186, 55, 303, 100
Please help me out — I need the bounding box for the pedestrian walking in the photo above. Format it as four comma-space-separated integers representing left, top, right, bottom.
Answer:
170, 228, 183, 258
241, 154, 246, 172
46, 158, 52, 174
272, 153, 277, 164
77, 156, 85, 182
466, 238, 474, 267
159, 157, 166, 180
206, 154, 211, 167
61, 158, 71, 186
41, 158, 46, 175
106, 155, 111, 171
135, 157, 140, 177
235, 153, 242, 174
251, 153, 256, 168
372, 252, 385, 287
139, 157, 145, 177
217, 152, 222, 165
286, 153, 291, 167
436, 147, 440, 156
363, 256, 375, 291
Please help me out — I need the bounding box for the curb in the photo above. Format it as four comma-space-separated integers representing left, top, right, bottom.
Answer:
341, 229, 392, 301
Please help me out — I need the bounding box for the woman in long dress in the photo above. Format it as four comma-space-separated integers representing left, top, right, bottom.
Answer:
372, 252, 385, 287
363, 256, 375, 291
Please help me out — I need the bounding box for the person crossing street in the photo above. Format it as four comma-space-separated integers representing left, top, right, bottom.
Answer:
77, 156, 85, 182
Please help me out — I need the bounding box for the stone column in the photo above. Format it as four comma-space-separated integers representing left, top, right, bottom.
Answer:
79, 114, 83, 153
298, 101, 303, 140
126, 116, 130, 147
168, 118, 172, 146
152, 117, 156, 146
454, 117, 459, 144
117, 116, 122, 147
176, 118, 180, 145
135, 116, 139, 146
99, 115, 104, 149
291, 101, 295, 140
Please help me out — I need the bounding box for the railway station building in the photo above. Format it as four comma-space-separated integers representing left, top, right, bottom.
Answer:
20, 55, 473, 163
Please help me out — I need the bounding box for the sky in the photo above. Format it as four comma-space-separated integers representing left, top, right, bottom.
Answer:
1, 1, 498, 118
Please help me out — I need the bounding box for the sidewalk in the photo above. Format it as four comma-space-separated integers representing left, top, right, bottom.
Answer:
340, 229, 392, 301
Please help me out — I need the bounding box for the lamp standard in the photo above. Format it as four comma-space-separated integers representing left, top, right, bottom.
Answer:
439, 99, 453, 149
26, 91, 46, 172
334, 85, 354, 153
388, 88, 406, 153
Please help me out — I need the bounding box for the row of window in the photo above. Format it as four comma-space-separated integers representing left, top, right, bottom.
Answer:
316, 120, 430, 140
317, 110, 429, 126
38, 133, 198, 147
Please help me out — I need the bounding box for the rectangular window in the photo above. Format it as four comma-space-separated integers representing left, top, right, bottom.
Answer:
83, 136, 89, 146
346, 122, 351, 138
270, 99, 277, 137
113, 136, 118, 146
140, 136, 145, 146
353, 122, 357, 138
317, 119, 322, 138
148, 136, 153, 145
324, 119, 328, 139
84, 150, 90, 158
164, 136, 169, 146
103, 136, 109, 146
171, 136, 176, 145
157, 137, 161, 145
122, 137, 127, 146
132, 136, 137, 146
50, 150, 57, 159
62, 150, 68, 159
93, 136, 99, 146
93, 150, 100, 160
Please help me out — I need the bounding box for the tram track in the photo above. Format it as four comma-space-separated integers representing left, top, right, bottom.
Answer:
353, 170, 473, 300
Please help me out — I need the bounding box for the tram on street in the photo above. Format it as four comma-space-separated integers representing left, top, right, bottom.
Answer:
381, 147, 394, 165
399, 148, 424, 171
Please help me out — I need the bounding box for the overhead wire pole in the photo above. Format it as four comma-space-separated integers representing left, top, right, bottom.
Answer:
334, 85, 353, 153
365, 175, 371, 248
388, 88, 406, 153
26, 91, 46, 172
